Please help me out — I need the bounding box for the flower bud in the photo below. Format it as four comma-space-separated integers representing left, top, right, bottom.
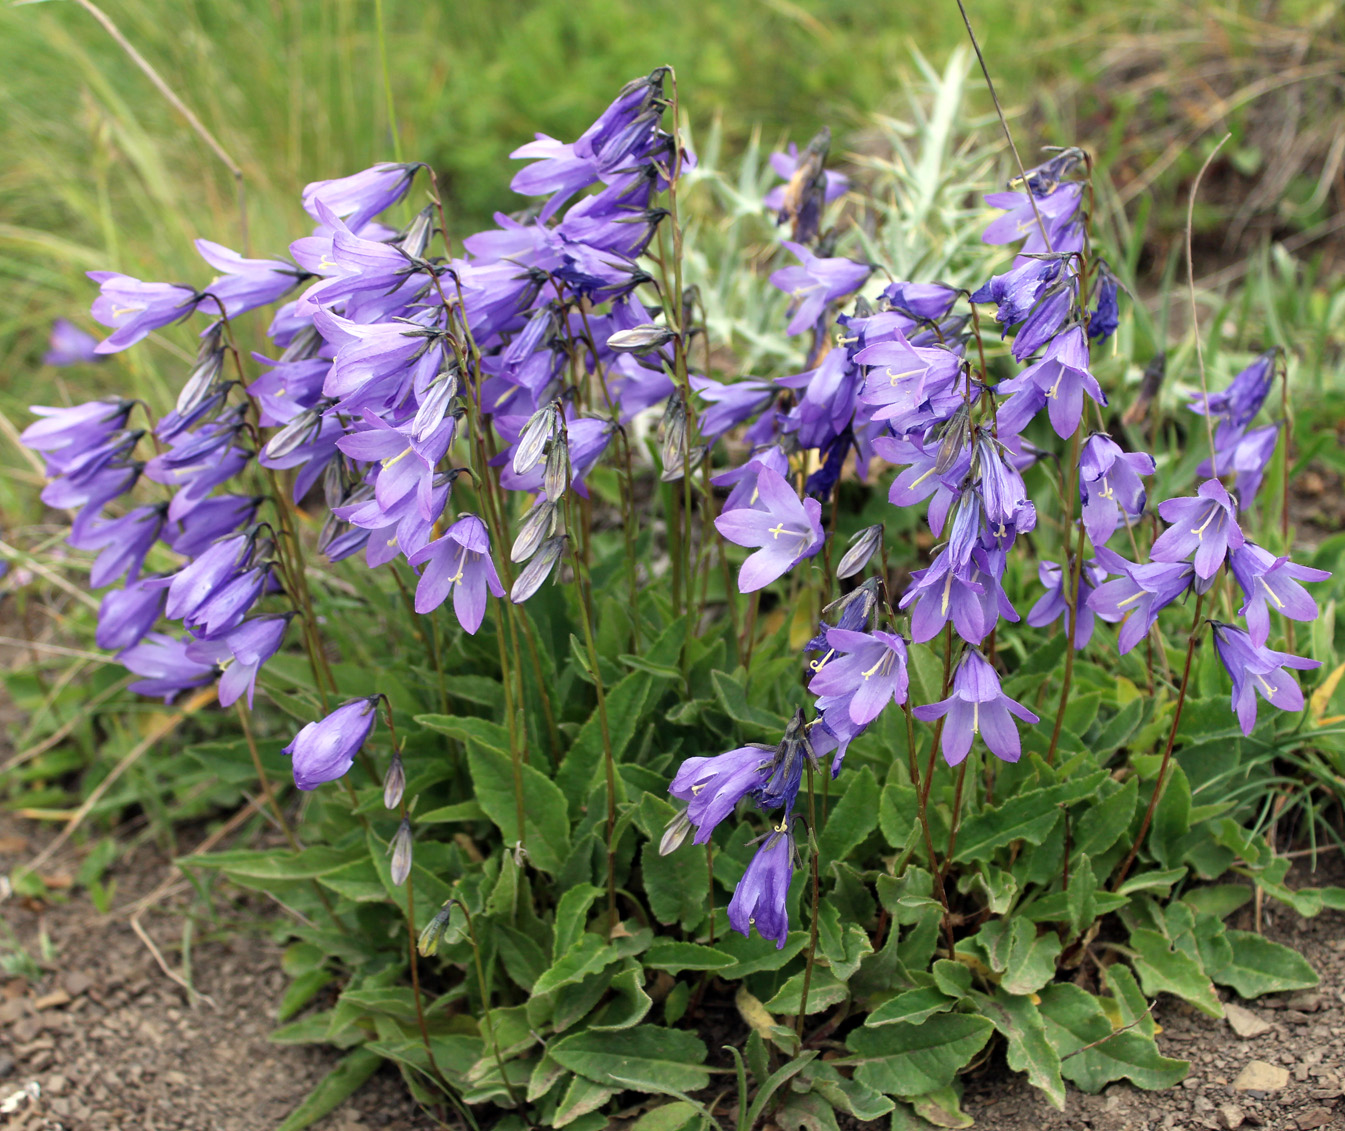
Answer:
511, 499, 558, 563
510, 535, 566, 603
389, 817, 413, 886
396, 205, 438, 259
543, 435, 570, 501
514, 402, 562, 476
659, 809, 693, 856
836, 524, 883, 579
606, 324, 675, 354
383, 752, 405, 810
417, 904, 454, 957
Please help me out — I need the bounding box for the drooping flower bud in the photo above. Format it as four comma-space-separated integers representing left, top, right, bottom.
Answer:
836, 524, 883, 579
511, 499, 559, 563
606, 324, 675, 354
389, 818, 414, 886
383, 752, 406, 810
510, 535, 566, 603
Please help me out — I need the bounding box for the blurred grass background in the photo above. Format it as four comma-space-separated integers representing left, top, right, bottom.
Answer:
0, 0, 1342, 479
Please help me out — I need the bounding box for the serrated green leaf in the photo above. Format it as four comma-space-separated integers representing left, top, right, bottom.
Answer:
1209, 930, 1319, 998
533, 933, 619, 997
551, 1026, 710, 1093
979, 989, 1065, 1109
715, 930, 808, 979
818, 766, 879, 862
1129, 928, 1223, 1017
847, 1013, 994, 1096
463, 738, 571, 874
644, 941, 735, 973
1073, 776, 1137, 859
912, 1085, 973, 1128
590, 965, 652, 1030
765, 968, 848, 1014
628, 1102, 701, 1131
1038, 983, 1188, 1092
865, 985, 956, 1027
1148, 763, 1191, 870
553, 1074, 616, 1128
275, 1048, 382, 1131
878, 782, 919, 849
553, 884, 602, 960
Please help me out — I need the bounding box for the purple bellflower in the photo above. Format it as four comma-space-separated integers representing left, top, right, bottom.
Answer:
117, 632, 216, 701
913, 648, 1039, 766
1151, 479, 1244, 579
407, 514, 504, 632
1198, 423, 1280, 505
668, 744, 773, 844
763, 142, 849, 213
727, 822, 794, 948
714, 466, 824, 592
1087, 548, 1197, 654
186, 614, 290, 708
996, 325, 1105, 439
21, 399, 132, 463
1211, 622, 1319, 735
88, 272, 201, 354
1229, 542, 1330, 647
95, 577, 166, 652
1079, 434, 1154, 546
302, 162, 422, 233
67, 503, 166, 589
769, 242, 870, 336
808, 628, 909, 728
285, 697, 379, 790
1026, 558, 1115, 649
194, 240, 306, 319
43, 319, 103, 366
1189, 349, 1276, 433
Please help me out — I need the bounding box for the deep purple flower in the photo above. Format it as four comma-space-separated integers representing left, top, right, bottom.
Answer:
808, 628, 909, 727
900, 546, 1017, 645
185, 614, 290, 708
763, 143, 849, 213
88, 271, 200, 354
43, 319, 103, 366
769, 242, 870, 336
1189, 349, 1276, 432
39, 433, 141, 518
1229, 542, 1330, 647
302, 162, 421, 233
1026, 558, 1114, 649
96, 577, 165, 651
855, 333, 962, 432
1151, 479, 1244, 579
1089, 268, 1119, 342
975, 435, 1036, 547
118, 631, 216, 701
194, 240, 305, 319
184, 562, 272, 639
872, 433, 967, 536
668, 744, 773, 844
1087, 548, 1196, 654
284, 697, 379, 790
1010, 271, 1077, 360
161, 495, 261, 559
982, 183, 1084, 257
997, 326, 1105, 439
407, 514, 504, 632
881, 281, 959, 324
913, 648, 1039, 766
1210, 623, 1319, 736
157, 532, 251, 622
714, 466, 824, 593
728, 823, 794, 949
1079, 434, 1155, 546
972, 258, 1062, 331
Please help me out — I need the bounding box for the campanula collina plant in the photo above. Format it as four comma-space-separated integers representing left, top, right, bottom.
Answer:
13, 47, 1345, 1131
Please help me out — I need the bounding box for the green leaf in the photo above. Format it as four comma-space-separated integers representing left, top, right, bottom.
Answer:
644, 941, 735, 973
1001, 921, 1062, 996
911, 1086, 973, 1128
1066, 854, 1098, 939
1129, 928, 1224, 1017
848, 1013, 994, 1097
463, 737, 571, 875
533, 933, 619, 997
804, 1061, 895, 1122
710, 669, 789, 739
415, 712, 510, 755
932, 959, 972, 998
1092, 698, 1145, 756
495, 924, 549, 992
182, 845, 362, 883
715, 930, 808, 979
775, 1091, 842, 1131
818, 766, 879, 862
955, 773, 1108, 863
1072, 777, 1137, 859
553, 1074, 616, 1128
765, 968, 848, 1014
878, 782, 919, 850
1181, 885, 1252, 920
553, 885, 603, 960
1118, 867, 1188, 896
978, 989, 1065, 1110
1148, 763, 1191, 870
591, 965, 652, 1030
550, 1026, 710, 1093
274, 1048, 382, 1131
865, 985, 956, 1027
816, 901, 874, 981
628, 1102, 702, 1131
1037, 983, 1188, 1093
742, 1051, 820, 1131
1208, 930, 1319, 998
416, 800, 488, 824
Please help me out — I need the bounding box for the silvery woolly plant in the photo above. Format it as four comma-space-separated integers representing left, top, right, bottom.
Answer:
18, 61, 1343, 1130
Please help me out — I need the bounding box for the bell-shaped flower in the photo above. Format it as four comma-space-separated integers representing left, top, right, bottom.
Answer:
1079, 434, 1154, 546
1151, 479, 1244, 579
407, 514, 504, 632
769, 241, 870, 336
913, 648, 1039, 766
1229, 542, 1330, 647
284, 696, 379, 790
1211, 623, 1319, 736
668, 744, 773, 844
21, 399, 131, 461
118, 632, 217, 701
808, 628, 909, 727
43, 319, 103, 366
194, 240, 305, 319
1026, 558, 1114, 650
88, 271, 201, 354
714, 466, 824, 593
1189, 349, 1276, 433
727, 823, 794, 949
872, 433, 967, 536
96, 576, 166, 652
997, 326, 1105, 439
186, 614, 290, 708
301, 162, 421, 233
68, 503, 166, 589
1198, 423, 1280, 506
900, 546, 1017, 645
1087, 548, 1196, 654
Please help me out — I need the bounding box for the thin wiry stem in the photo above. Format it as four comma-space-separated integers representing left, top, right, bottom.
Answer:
1186, 133, 1233, 465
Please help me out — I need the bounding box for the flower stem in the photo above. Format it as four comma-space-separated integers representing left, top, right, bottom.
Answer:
1111, 593, 1206, 892
1047, 424, 1087, 766
455, 902, 522, 1111
796, 757, 822, 1039
491, 597, 527, 860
